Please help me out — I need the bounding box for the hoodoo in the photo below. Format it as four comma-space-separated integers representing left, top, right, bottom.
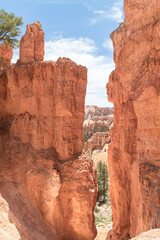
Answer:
107, 0, 160, 239
19, 21, 44, 64
0, 22, 97, 240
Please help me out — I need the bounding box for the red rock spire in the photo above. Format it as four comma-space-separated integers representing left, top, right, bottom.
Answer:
19, 21, 45, 64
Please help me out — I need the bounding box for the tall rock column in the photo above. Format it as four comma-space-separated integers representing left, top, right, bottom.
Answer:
19, 21, 44, 64
0, 22, 97, 240
107, 0, 160, 239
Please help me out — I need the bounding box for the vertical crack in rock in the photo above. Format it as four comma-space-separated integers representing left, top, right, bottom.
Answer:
107, 1, 160, 239
0, 22, 97, 240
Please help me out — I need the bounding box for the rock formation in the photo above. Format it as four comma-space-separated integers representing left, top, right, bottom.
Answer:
84, 132, 110, 152
85, 106, 113, 118
84, 106, 113, 141
107, 0, 160, 239
131, 229, 160, 240
0, 22, 97, 240
0, 43, 13, 69
19, 21, 44, 64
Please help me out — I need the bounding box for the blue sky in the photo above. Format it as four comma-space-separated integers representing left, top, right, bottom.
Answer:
2, 0, 124, 107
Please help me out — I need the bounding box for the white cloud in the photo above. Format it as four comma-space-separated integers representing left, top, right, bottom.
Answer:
11, 36, 114, 107
45, 38, 96, 57
89, 18, 100, 25
45, 37, 114, 107
90, 0, 123, 25
93, 10, 106, 14
108, 2, 123, 23
103, 39, 113, 50
12, 48, 19, 63
36, 0, 84, 4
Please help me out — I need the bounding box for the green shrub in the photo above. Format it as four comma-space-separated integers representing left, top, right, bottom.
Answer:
0, 9, 23, 47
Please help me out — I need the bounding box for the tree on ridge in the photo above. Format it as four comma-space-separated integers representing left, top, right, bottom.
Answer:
0, 9, 23, 48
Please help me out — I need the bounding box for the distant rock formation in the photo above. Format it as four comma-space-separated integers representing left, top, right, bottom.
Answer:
0, 22, 97, 240
84, 106, 113, 153
84, 106, 113, 141
85, 106, 113, 118
84, 132, 110, 152
107, 0, 160, 239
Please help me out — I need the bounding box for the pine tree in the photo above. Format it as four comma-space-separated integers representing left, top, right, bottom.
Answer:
97, 161, 109, 203
84, 132, 89, 142
0, 9, 23, 48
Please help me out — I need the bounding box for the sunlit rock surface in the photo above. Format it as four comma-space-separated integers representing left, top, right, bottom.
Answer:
19, 21, 44, 64
107, 0, 160, 239
0, 22, 97, 240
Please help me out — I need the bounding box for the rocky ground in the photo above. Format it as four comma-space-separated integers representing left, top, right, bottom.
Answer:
95, 203, 112, 240
94, 205, 160, 240
91, 144, 112, 240
92, 144, 108, 166
131, 229, 160, 240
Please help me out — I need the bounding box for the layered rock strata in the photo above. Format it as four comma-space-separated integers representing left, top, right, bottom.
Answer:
84, 132, 110, 152
85, 106, 113, 118
0, 22, 97, 240
84, 106, 113, 143
107, 0, 160, 239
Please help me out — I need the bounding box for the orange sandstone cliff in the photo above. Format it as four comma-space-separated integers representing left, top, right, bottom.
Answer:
0, 22, 97, 240
107, 0, 160, 239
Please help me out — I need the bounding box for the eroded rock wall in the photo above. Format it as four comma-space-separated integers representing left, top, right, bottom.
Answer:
0, 43, 13, 69
0, 22, 97, 240
107, 0, 160, 239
